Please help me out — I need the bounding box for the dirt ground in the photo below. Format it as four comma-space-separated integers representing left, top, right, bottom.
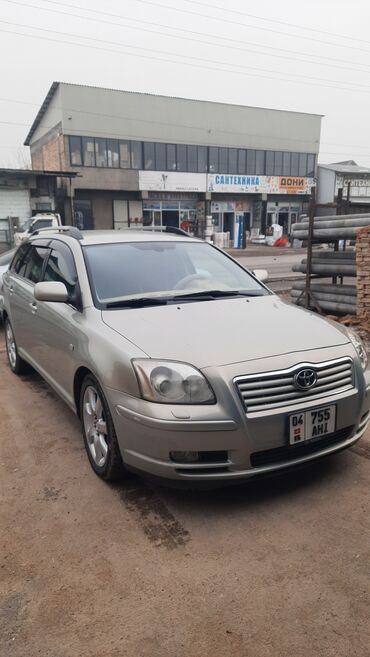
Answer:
0, 327, 369, 657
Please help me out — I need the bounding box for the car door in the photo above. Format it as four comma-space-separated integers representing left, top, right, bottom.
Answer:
5, 241, 50, 359
29, 240, 83, 406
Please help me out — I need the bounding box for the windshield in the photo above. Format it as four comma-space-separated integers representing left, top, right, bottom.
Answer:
83, 240, 267, 308
18, 218, 32, 232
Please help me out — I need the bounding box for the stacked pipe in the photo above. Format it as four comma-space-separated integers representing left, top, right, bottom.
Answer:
291, 237, 358, 315
291, 281, 357, 315
291, 213, 370, 241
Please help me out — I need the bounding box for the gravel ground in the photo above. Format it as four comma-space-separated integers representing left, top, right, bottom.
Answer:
0, 327, 369, 657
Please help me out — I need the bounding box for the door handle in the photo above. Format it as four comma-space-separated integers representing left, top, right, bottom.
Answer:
9, 285, 14, 295
29, 301, 38, 314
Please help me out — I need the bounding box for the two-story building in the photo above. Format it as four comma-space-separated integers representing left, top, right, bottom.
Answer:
25, 82, 322, 242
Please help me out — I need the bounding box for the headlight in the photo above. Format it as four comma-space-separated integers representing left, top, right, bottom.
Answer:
347, 330, 368, 370
132, 360, 216, 404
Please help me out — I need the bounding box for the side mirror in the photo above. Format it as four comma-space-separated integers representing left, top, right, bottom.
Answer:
34, 281, 68, 303
253, 269, 269, 283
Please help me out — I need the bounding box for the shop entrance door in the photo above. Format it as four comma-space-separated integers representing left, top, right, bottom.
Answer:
143, 210, 161, 227
279, 213, 289, 235
74, 200, 93, 230
162, 210, 179, 228
223, 212, 234, 240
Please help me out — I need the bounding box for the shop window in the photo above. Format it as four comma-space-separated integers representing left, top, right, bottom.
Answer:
274, 151, 283, 176
187, 145, 198, 172
155, 143, 166, 170
95, 138, 107, 167
177, 144, 187, 171
228, 148, 238, 174
238, 150, 246, 174
255, 150, 265, 174
307, 154, 315, 177
107, 139, 119, 168
209, 147, 218, 173
82, 137, 95, 166
299, 153, 307, 176
246, 150, 256, 174
167, 144, 177, 171
291, 153, 299, 176
219, 148, 228, 172
120, 140, 131, 168
197, 146, 207, 172
144, 142, 155, 170
282, 152, 291, 176
131, 141, 142, 169
69, 136, 82, 166
266, 151, 274, 175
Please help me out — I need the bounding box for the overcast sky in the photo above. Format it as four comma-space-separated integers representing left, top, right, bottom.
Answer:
1, 0, 370, 169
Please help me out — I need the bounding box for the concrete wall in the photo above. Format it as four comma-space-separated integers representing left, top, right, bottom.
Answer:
31, 85, 63, 144
42, 83, 322, 154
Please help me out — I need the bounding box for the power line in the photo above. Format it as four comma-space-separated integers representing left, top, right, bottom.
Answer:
178, 0, 370, 46
128, 0, 370, 54
4, 0, 370, 75
2, 20, 370, 95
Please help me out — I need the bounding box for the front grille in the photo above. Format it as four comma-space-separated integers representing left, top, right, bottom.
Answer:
250, 426, 354, 467
235, 357, 354, 413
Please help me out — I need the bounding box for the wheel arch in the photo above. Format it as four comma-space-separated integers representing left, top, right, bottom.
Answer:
73, 366, 93, 417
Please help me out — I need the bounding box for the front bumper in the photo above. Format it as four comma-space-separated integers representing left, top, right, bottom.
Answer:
106, 351, 370, 483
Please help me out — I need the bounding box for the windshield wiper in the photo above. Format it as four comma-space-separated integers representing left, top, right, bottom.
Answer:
105, 289, 266, 308
173, 289, 266, 301
105, 297, 169, 309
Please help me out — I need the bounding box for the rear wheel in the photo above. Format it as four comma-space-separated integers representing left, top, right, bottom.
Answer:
80, 374, 125, 481
4, 318, 28, 375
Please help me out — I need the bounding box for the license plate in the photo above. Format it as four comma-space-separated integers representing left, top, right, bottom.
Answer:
289, 405, 336, 445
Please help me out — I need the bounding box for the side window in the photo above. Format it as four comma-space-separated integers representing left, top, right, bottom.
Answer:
10, 243, 30, 274
43, 244, 78, 297
23, 246, 49, 283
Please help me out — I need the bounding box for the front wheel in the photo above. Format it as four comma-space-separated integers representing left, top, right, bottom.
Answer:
80, 374, 125, 481
4, 318, 28, 375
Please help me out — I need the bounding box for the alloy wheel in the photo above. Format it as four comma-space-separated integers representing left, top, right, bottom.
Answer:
5, 321, 17, 370
82, 385, 109, 467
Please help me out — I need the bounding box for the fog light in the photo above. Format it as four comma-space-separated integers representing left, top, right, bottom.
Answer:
170, 451, 199, 463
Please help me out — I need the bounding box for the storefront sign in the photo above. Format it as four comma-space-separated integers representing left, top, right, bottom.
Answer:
139, 171, 206, 192
207, 174, 314, 195
335, 175, 370, 197
139, 171, 314, 194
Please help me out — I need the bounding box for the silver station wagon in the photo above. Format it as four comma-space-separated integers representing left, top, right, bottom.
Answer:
3, 227, 370, 485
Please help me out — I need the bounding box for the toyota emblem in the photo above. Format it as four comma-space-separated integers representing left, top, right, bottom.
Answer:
294, 368, 317, 391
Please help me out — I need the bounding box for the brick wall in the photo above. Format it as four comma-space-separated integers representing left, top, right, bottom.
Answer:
356, 225, 370, 320
30, 134, 67, 171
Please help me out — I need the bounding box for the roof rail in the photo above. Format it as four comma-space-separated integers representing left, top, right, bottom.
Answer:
134, 226, 191, 237
31, 226, 83, 241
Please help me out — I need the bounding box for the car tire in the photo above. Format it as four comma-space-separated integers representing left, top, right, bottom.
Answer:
80, 374, 125, 481
4, 318, 28, 375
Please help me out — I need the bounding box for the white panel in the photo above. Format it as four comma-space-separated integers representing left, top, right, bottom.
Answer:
113, 200, 128, 230
0, 189, 31, 224
139, 171, 206, 192
128, 200, 143, 223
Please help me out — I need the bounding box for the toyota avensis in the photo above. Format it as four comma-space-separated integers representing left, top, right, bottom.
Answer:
2, 227, 370, 485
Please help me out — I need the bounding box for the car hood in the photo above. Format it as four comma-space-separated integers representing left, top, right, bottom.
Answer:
102, 296, 350, 369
